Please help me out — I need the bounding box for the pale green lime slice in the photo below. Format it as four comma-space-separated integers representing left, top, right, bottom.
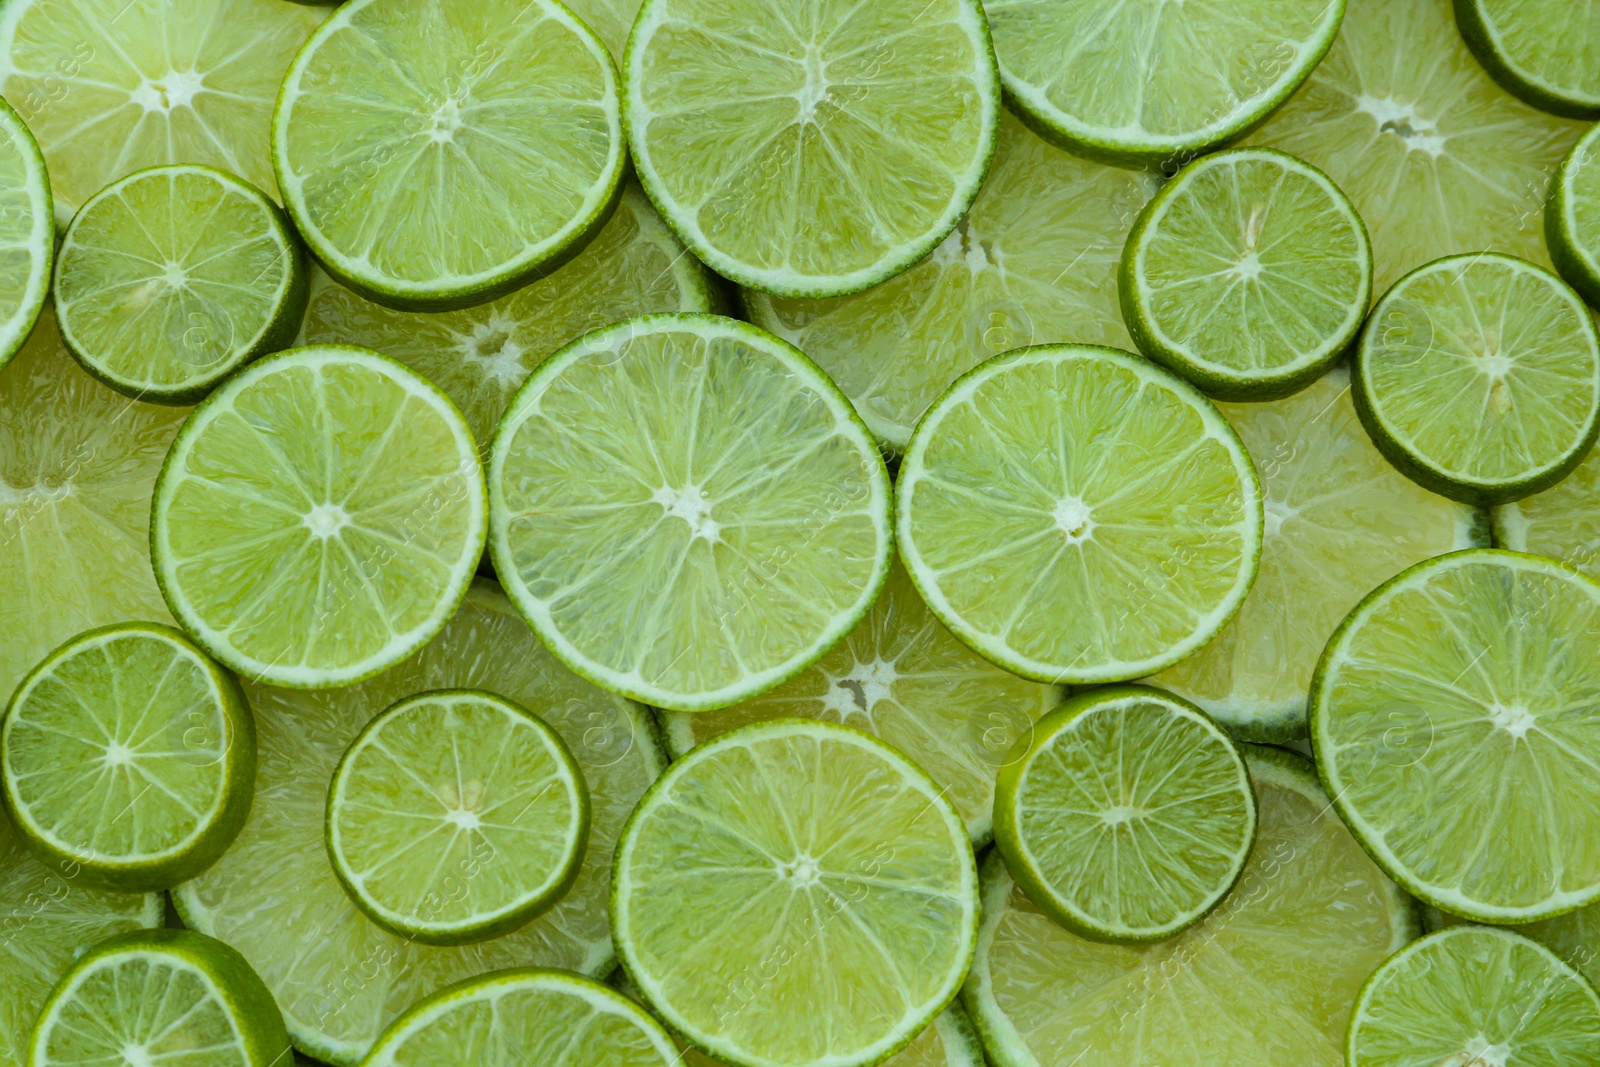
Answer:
1430, 900, 1600, 994
983, 0, 1345, 167
1354, 253, 1600, 505
963, 745, 1418, 1067
489, 315, 891, 713
54, 164, 308, 404
564, 0, 640, 63
151, 345, 487, 689
624, 0, 1000, 298
897, 344, 1263, 685
28, 929, 290, 1067
1312, 549, 1600, 922
1245, 0, 1587, 294
1548, 122, 1600, 309
743, 112, 1153, 451
1347, 927, 1600, 1066
660, 559, 1059, 844
173, 579, 665, 1067
273, 0, 624, 310
613, 719, 977, 1067
1148, 367, 1485, 742
1455, 0, 1600, 119
0, 0, 323, 224
1494, 444, 1600, 577
298, 186, 719, 451
326, 688, 588, 946
0, 98, 50, 373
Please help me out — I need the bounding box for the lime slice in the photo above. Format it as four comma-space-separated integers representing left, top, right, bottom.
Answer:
1548, 122, 1600, 310
54, 164, 308, 404
897, 344, 1263, 685
613, 719, 977, 1067
1455, 0, 1600, 119
983, 0, 1344, 167
325, 688, 588, 946
273, 0, 625, 311
659, 559, 1060, 844
1431, 899, 1600, 994
1120, 148, 1373, 401
172, 579, 665, 1066
963, 745, 1418, 1067
742, 113, 1154, 451
623, 0, 1000, 299
0, 0, 324, 224
489, 315, 891, 713
1347, 927, 1600, 1067
1245, 0, 1587, 294
151, 345, 487, 689
28, 928, 290, 1067
563, 0, 639, 63
1353, 253, 1600, 505
1494, 445, 1600, 578
298, 186, 719, 451
1312, 549, 1600, 922
0, 99, 51, 374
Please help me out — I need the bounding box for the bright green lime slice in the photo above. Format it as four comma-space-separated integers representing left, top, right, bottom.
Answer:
1454, 0, 1600, 119
1121, 148, 1372, 401
172, 579, 665, 1067
1312, 549, 1600, 922
1494, 444, 1600, 578
613, 719, 977, 1067
0, 98, 50, 373
1431, 899, 1600, 995
742, 112, 1153, 451
897, 344, 1263, 685
564, 0, 639, 63
151, 345, 486, 689
489, 315, 891, 712
54, 165, 308, 404
1548, 122, 1600, 309
963, 745, 1417, 1067
1354, 253, 1600, 505
1347, 927, 1600, 1067
28, 929, 290, 1067
326, 688, 588, 946
299, 186, 719, 451
624, 0, 1000, 298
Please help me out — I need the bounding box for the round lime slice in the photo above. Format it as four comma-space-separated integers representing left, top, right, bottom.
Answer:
1548, 122, 1600, 310
1353, 252, 1600, 505
1312, 549, 1600, 922
624, 0, 1000, 299
0, 98, 51, 374
897, 344, 1263, 685
1494, 444, 1600, 578
1454, 0, 1600, 119
273, 0, 625, 311
326, 688, 588, 946
1425, 901, 1600, 996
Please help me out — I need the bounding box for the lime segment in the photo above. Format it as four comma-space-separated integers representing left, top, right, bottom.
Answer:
1548, 122, 1600, 309
1454, 0, 1600, 119
0, 99, 50, 373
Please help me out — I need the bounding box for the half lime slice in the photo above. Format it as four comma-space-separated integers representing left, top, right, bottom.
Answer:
0, 98, 50, 373
1494, 444, 1600, 578
1548, 122, 1600, 310
1454, 0, 1600, 119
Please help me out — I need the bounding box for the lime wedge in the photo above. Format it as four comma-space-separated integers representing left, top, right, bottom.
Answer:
742, 113, 1153, 451
1353, 253, 1600, 505
172, 579, 665, 1067
962, 745, 1418, 1067
28, 929, 290, 1067
1455, 0, 1600, 119
326, 688, 588, 946
1549, 122, 1600, 309
563, 0, 639, 63
983, 0, 1344, 167
0, 99, 50, 373
1120, 148, 1373, 401
613, 719, 977, 1067
1312, 549, 1600, 922
897, 344, 1263, 685
624, 0, 1000, 298
1494, 445, 1600, 577
489, 315, 891, 713
1347, 927, 1600, 1067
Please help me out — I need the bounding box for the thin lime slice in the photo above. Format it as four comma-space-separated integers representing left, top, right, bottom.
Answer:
897, 344, 1263, 685
0, 0, 324, 224
1353, 253, 1600, 505
1347, 927, 1600, 1067
1454, 0, 1600, 119
1312, 549, 1600, 922
489, 315, 891, 713
742, 112, 1154, 451
29, 929, 290, 1067
273, 0, 624, 311
613, 719, 977, 1067
151, 345, 486, 689
659, 559, 1060, 844
54, 165, 308, 404
326, 688, 588, 946
564, 0, 639, 63
1245, 0, 1587, 294
624, 0, 1000, 299
1433, 900, 1600, 996
1120, 148, 1372, 401
299, 186, 719, 451
963, 745, 1418, 1067
172, 579, 665, 1067
0, 99, 51, 374
1548, 122, 1600, 309
983, 0, 1345, 167
1494, 445, 1600, 577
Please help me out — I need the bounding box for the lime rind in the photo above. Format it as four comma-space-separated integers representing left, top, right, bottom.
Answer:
1453, 0, 1600, 120
0, 96, 50, 374
1548, 122, 1600, 310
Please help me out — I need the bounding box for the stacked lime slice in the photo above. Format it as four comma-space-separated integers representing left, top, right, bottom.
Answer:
1454, 0, 1600, 118
1495, 445, 1600, 577
0, 98, 51, 372
1549, 123, 1600, 308
563, 0, 638, 63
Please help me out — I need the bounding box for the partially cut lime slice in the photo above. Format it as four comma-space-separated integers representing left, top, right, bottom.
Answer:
0, 98, 51, 373
1454, 0, 1600, 119
1494, 445, 1600, 578
1548, 122, 1600, 310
